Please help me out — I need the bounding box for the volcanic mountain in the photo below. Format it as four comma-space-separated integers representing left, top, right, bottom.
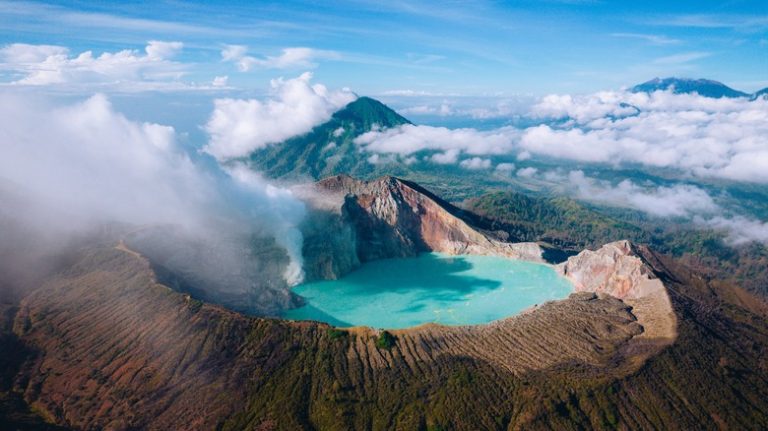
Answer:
2, 174, 768, 430
244, 97, 411, 181
754, 87, 768, 99
631, 77, 750, 98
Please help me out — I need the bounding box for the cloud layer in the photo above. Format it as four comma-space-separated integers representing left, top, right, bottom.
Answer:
361, 90, 768, 184
565, 171, 719, 218
523, 91, 768, 182
705, 216, 768, 245
204, 72, 356, 160
0, 41, 190, 90
533, 169, 767, 245
0, 91, 307, 284
354, 124, 519, 165
221, 46, 340, 71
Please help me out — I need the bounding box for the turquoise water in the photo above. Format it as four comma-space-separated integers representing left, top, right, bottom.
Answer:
282, 253, 573, 329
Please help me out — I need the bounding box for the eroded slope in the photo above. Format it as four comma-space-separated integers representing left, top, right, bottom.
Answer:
10, 235, 766, 430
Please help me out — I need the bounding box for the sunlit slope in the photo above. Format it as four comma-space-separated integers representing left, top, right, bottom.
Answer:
7, 238, 768, 430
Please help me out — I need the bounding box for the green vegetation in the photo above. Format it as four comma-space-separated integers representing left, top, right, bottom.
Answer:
187, 298, 203, 313
246, 97, 412, 180
465, 190, 768, 298
465, 191, 649, 249
374, 330, 396, 349
327, 328, 348, 340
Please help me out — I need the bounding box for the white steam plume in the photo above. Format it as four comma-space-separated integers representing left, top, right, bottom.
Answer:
0, 91, 307, 287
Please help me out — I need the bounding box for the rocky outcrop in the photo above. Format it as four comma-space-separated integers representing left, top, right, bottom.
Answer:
297, 175, 544, 280
557, 240, 656, 299
557, 240, 677, 342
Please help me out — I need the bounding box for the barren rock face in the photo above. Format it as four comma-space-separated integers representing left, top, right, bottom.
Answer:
299, 175, 544, 279
557, 240, 677, 342
557, 240, 655, 299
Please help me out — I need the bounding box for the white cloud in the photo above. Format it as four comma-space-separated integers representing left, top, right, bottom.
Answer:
0, 92, 307, 284
513, 167, 767, 245
221, 45, 340, 71
398, 104, 434, 115
705, 216, 768, 245
516, 167, 538, 178
0, 42, 188, 89
546, 169, 768, 245
393, 96, 532, 119
144, 40, 183, 60
652, 51, 711, 64
367, 153, 397, 165
357, 90, 768, 183
204, 72, 356, 160
332, 126, 345, 137
611, 33, 681, 45
566, 170, 719, 217
212, 75, 229, 87
430, 149, 460, 164
523, 91, 768, 183
530, 91, 640, 123
495, 162, 515, 172
0, 43, 67, 63
399, 102, 455, 116
459, 157, 491, 170
0, 93, 196, 224
381, 89, 445, 96
221, 45, 248, 62
355, 124, 519, 159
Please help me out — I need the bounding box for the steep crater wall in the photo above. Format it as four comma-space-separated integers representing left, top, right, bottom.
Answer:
298, 175, 545, 281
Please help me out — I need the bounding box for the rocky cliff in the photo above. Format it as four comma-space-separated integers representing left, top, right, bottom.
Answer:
299, 175, 544, 281
558, 240, 677, 342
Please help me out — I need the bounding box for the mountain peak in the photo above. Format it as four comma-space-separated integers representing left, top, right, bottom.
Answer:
245, 97, 413, 180
332, 96, 411, 129
631, 77, 749, 98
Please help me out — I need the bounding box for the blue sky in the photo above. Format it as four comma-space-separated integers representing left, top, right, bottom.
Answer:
1, 0, 766, 96
1, 1, 768, 246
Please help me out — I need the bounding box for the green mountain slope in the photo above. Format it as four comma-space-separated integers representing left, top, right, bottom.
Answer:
245, 97, 411, 180
465, 190, 768, 298
464, 191, 649, 249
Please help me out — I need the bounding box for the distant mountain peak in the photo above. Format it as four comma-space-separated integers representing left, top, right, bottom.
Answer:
332, 96, 411, 129
631, 77, 749, 99
753, 87, 768, 100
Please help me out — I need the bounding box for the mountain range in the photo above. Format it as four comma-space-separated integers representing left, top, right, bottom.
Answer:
248, 77, 768, 187
631, 77, 767, 99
